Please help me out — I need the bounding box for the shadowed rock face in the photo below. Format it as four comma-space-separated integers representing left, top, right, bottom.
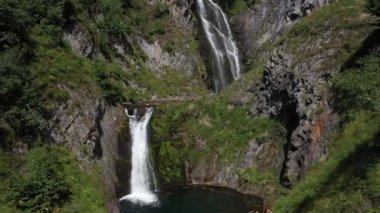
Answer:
184, 0, 332, 191
226, 0, 336, 188
251, 48, 339, 187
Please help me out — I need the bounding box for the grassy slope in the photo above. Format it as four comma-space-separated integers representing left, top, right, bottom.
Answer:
277, 0, 376, 69
272, 0, 380, 211
274, 112, 379, 212
2, 0, 378, 211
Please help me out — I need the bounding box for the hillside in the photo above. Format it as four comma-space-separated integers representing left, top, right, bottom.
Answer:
0, 0, 379, 212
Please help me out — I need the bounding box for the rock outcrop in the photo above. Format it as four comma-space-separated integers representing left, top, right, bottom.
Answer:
251, 47, 338, 187
167, 0, 196, 31
231, 0, 329, 61
186, 138, 285, 199
50, 85, 105, 159
148, 0, 195, 31
63, 24, 96, 58
139, 39, 197, 75
49, 85, 125, 213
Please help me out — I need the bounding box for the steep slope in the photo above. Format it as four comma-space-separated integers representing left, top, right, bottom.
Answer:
0, 0, 207, 211
0, 0, 379, 212
152, 0, 379, 206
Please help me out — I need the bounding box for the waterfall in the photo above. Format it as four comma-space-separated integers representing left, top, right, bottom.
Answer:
119, 107, 158, 205
197, 0, 241, 93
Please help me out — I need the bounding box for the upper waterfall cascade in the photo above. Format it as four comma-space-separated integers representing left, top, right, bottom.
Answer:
119, 107, 158, 205
197, 0, 241, 92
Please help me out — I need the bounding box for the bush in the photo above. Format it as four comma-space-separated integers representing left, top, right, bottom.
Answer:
93, 61, 126, 104
0, 49, 29, 106
4, 107, 47, 138
98, 0, 130, 36
6, 148, 71, 211
332, 50, 380, 112
154, 2, 169, 18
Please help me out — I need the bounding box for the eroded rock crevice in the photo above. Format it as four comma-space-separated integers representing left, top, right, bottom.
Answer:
252, 48, 338, 187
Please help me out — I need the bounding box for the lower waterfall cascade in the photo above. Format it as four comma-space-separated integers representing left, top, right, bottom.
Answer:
119, 107, 158, 205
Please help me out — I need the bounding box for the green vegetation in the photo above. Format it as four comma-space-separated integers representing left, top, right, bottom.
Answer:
367, 0, 380, 16
0, 0, 207, 147
1, 0, 207, 210
6, 148, 71, 211
274, 112, 380, 212
0, 147, 106, 212
93, 61, 126, 104
277, 0, 376, 69
273, 1, 380, 210
218, 0, 256, 15
3, 0, 378, 212
332, 50, 380, 112
181, 99, 284, 164
152, 96, 286, 186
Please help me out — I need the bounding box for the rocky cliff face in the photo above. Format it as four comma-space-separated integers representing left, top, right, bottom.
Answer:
186, 138, 285, 199
49, 85, 125, 212
231, 0, 329, 61
251, 48, 338, 187
54, 0, 342, 208
138, 39, 197, 75
183, 0, 334, 191
227, 0, 342, 189
54, 0, 201, 211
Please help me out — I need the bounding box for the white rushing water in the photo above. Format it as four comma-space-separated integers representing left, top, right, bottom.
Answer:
119, 107, 158, 205
197, 0, 241, 92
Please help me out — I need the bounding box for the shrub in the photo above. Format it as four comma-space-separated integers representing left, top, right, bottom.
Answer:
4, 107, 47, 138
93, 61, 125, 104
332, 50, 380, 112
98, 0, 130, 36
6, 148, 71, 211
154, 2, 169, 18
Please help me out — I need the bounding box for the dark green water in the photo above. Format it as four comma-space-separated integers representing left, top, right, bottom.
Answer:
120, 186, 263, 213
